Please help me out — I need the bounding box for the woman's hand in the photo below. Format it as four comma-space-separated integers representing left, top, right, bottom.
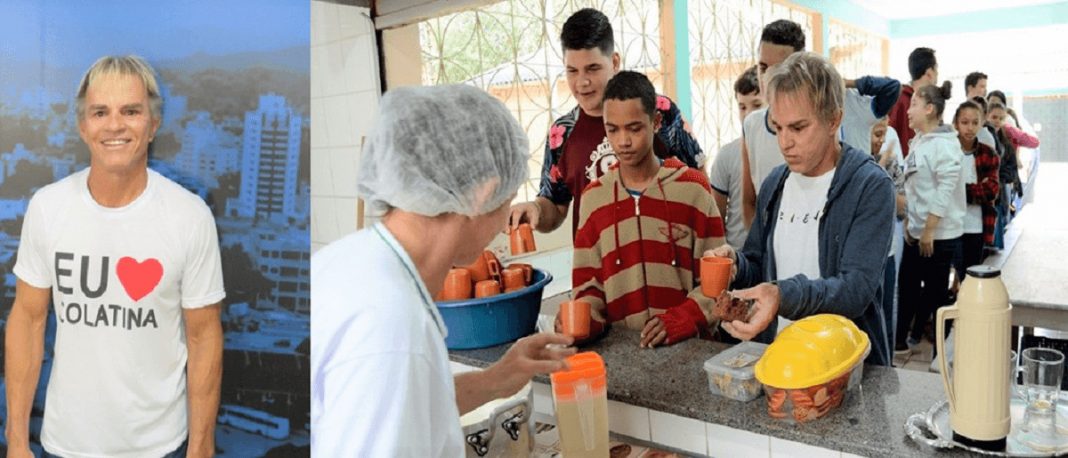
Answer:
919, 231, 935, 257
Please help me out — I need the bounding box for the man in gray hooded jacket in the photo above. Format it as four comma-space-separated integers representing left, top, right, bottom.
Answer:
706, 52, 895, 366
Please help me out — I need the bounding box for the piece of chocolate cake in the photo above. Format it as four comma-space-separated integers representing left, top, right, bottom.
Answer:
713, 290, 752, 322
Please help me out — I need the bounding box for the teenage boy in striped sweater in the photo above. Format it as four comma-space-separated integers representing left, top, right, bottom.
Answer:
559, 71, 726, 348
507, 8, 704, 239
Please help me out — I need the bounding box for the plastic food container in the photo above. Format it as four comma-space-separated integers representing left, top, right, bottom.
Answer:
436, 269, 552, 350
754, 314, 870, 423
703, 341, 767, 402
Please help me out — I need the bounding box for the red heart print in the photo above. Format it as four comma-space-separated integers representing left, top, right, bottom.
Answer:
116, 257, 163, 302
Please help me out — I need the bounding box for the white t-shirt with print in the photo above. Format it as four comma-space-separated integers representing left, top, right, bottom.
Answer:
880, 126, 905, 177
774, 169, 836, 281
14, 168, 225, 458
311, 224, 463, 457
961, 151, 983, 234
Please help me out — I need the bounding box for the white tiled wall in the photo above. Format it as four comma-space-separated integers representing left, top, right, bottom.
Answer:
310, 0, 380, 253
649, 410, 710, 456
770, 437, 842, 458
708, 423, 772, 457
514, 247, 573, 298
607, 399, 651, 441
531, 380, 554, 420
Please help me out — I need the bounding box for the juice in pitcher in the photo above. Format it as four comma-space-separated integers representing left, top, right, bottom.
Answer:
551, 352, 609, 457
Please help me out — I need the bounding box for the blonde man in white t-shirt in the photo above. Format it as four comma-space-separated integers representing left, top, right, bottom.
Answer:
706, 52, 896, 366
6, 56, 225, 458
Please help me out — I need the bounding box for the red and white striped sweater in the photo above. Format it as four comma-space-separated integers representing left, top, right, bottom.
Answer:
572, 158, 727, 344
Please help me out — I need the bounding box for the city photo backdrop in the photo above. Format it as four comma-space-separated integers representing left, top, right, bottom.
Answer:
0, 1, 310, 455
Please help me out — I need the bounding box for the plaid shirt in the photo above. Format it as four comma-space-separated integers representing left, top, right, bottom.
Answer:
965, 142, 1000, 245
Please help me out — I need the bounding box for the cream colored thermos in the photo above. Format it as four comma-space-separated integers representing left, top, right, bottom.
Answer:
936, 265, 1012, 451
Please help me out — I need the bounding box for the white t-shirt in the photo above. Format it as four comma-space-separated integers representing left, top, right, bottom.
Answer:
841, 88, 880, 155
880, 126, 905, 175
743, 108, 784, 193
961, 151, 983, 234
311, 223, 463, 457
14, 168, 225, 458
978, 127, 996, 151
773, 169, 836, 281
880, 127, 906, 257
709, 138, 748, 249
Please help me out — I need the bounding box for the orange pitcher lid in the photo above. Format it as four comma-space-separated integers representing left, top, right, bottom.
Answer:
550, 352, 606, 398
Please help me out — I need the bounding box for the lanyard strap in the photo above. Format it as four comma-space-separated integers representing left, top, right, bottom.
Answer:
372, 223, 447, 338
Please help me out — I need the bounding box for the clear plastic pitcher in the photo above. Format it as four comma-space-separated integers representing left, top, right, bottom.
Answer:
550, 352, 609, 457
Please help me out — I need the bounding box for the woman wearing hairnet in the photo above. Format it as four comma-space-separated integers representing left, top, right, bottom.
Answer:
311, 85, 576, 456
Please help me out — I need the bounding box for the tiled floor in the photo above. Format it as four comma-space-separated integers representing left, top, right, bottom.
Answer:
893, 338, 936, 372
892, 211, 1021, 374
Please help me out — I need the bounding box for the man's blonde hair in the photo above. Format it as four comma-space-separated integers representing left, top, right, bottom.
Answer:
75, 55, 162, 121
766, 51, 844, 124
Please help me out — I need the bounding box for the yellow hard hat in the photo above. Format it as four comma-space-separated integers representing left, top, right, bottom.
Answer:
754, 314, 870, 389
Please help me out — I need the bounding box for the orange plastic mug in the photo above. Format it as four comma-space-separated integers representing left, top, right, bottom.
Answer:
700, 256, 733, 298
501, 268, 526, 291
506, 263, 533, 286
560, 300, 591, 339
464, 250, 501, 283
510, 223, 537, 255
485, 253, 502, 283
474, 280, 501, 298
442, 268, 473, 301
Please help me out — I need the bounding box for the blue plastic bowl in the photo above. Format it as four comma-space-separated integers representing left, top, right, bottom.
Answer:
436, 268, 553, 350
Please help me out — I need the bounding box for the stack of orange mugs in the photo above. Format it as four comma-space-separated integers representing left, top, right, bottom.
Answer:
436, 250, 534, 301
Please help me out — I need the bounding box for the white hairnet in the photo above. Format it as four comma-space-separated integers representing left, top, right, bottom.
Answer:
358, 84, 529, 217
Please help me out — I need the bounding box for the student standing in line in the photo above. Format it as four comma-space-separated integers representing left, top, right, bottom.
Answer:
739, 19, 899, 227
896, 81, 965, 355
964, 71, 988, 100
954, 101, 1000, 272
563, 71, 726, 347
887, 47, 939, 159
508, 8, 703, 238
710, 66, 763, 250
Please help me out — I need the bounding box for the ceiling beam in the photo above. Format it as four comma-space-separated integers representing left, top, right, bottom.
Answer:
316, 0, 371, 8
372, 0, 501, 30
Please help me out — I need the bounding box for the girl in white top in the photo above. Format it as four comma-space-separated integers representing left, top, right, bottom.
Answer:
953, 101, 1000, 272
896, 81, 966, 353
